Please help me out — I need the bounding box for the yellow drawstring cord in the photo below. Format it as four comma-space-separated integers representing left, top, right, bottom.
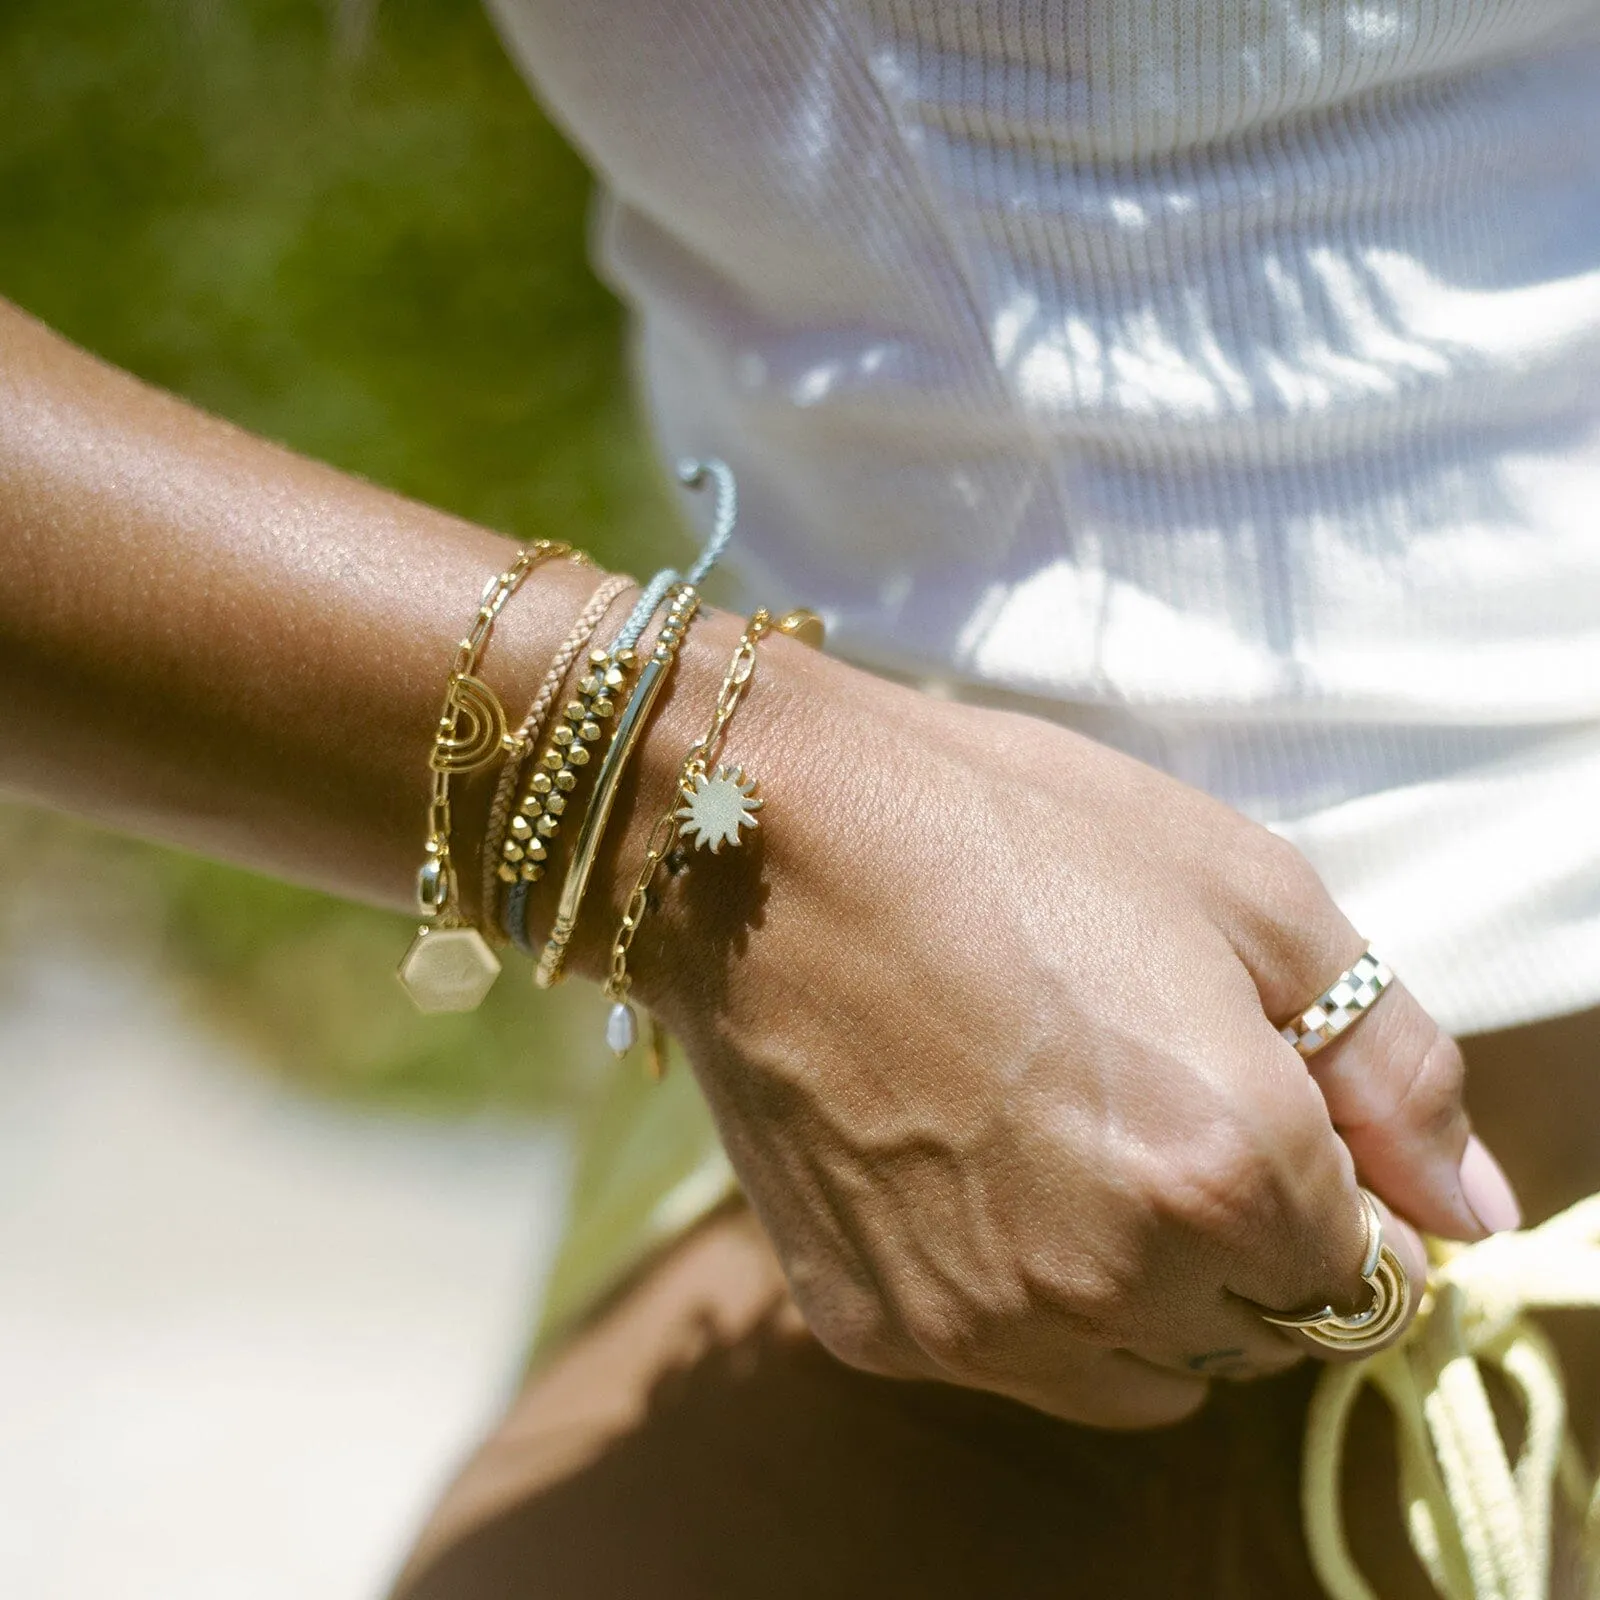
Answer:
1303, 1194, 1600, 1600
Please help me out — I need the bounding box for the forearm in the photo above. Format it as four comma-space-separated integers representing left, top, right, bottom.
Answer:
0, 296, 622, 913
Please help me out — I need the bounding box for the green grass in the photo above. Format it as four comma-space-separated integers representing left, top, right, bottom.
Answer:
0, 0, 674, 1110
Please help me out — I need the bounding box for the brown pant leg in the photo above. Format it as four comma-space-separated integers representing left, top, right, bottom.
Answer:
394, 1008, 1600, 1600
391, 1204, 1422, 1600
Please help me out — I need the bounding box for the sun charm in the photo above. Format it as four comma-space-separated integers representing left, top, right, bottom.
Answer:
676, 765, 763, 853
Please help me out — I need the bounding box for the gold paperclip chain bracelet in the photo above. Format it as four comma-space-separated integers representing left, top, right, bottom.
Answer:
398, 539, 575, 1012
602, 607, 824, 1069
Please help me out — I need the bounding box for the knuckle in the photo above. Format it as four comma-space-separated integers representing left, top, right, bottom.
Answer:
1219, 830, 1345, 986
1247, 832, 1335, 931
1150, 1126, 1276, 1243
903, 1299, 993, 1375
1031, 1227, 1163, 1349
903, 1261, 1139, 1377
1153, 1111, 1365, 1311
1256, 831, 1330, 913
1047, 1262, 1141, 1348
800, 1294, 902, 1377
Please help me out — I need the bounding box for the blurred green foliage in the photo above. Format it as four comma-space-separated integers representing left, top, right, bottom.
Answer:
0, 0, 674, 1110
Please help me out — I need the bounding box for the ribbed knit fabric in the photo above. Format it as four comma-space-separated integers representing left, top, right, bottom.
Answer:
488, 0, 1600, 1038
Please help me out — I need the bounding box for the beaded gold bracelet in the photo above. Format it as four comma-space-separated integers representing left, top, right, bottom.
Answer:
600, 607, 824, 1062
480, 571, 631, 939
533, 584, 701, 990
398, 540, 572, 1013
502, 639, 642, 943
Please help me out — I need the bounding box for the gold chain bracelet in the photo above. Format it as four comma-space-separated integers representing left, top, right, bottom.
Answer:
397, 540, 576, 1012
602, 607, 825, 1065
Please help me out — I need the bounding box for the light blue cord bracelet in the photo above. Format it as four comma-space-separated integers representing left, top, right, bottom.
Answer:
502, 459, 737, 953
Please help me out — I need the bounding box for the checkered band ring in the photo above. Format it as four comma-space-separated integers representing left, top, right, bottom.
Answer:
1278, 949, 1395, 1059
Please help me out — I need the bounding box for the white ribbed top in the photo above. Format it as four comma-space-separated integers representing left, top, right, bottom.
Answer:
491, 0, 1600, 1034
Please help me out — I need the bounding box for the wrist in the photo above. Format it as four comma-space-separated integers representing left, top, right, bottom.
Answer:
556, 601, 844, 1010
445, 562, 638, 934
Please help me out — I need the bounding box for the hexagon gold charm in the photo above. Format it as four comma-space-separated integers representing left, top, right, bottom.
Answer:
397, 924, 501, 1013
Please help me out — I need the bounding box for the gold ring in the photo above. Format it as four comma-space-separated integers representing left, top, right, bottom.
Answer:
1278, 947, 1394, 1059
1260, 1191, 1411, 1352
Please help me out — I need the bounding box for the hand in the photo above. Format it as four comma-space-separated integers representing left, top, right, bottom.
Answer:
600, 625, 1522, 1428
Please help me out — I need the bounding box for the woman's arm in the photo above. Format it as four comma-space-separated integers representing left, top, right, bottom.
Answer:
0, 295, 617, 912
0, 295, 1519, 1426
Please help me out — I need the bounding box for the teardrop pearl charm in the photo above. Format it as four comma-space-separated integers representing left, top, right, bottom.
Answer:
605, 1000, 639, 1058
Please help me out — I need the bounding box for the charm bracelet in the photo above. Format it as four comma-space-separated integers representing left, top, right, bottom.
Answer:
397, 540, 578, 1013
602, 606, 823, 1066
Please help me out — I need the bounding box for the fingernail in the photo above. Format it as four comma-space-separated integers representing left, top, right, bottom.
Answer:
1459, 1135, 1522, 1235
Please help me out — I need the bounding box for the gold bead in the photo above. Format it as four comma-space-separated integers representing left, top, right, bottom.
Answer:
591, 698, 615, 719
776, 608, 826, 649
536, 815, 559, 837
509, 815, 533, 840
542, 750, 564, 772
588, 649, 608, 667
578, 675, 601, 697
552, 725, 575, 747
504, 841, 525, 863
579, 721, 602, 743
554, 769, 576, 792
604, 665, 627, 689
519, 861, 543, 883
526, 839, 547, 862
531, 771, 553, 794
496, 862, 518, 884
565, 700, 587, 722
567, 744, 590, 767
545, 793, 566, 816
615, 648, 637, 667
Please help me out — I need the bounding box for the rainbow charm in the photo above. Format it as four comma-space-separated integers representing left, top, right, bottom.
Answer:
429, 674, 508, 774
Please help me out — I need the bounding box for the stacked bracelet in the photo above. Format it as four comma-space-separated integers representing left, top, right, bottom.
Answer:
500, 461, 736, 955
397, 458, 760, 1023
534, 583, 702, 990
480, 571, 632, 939
398, 540, 574, 1013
